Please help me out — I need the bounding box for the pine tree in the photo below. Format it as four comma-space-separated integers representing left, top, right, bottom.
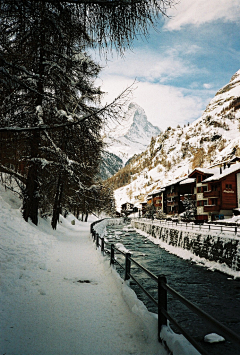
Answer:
0, 0, 175, 226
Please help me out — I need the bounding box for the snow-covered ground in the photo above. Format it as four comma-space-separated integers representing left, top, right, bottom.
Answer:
1, 185, 219, 355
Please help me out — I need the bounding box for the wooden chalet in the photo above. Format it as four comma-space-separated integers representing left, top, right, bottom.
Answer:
188, 167, 219, 221
202, 163, 240, 220
164, 177, 194, 215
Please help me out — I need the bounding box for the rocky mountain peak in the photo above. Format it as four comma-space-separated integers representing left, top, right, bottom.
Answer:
104, 102, 161, 164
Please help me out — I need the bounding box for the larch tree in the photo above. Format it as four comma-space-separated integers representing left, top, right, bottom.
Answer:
0, 0, 175, 227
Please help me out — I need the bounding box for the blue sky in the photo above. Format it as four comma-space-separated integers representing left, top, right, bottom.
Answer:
95, 0, 240, 131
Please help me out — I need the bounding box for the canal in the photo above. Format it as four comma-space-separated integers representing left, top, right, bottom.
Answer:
104, 223, 240, 355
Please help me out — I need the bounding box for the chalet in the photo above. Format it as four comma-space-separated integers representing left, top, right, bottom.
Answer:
121, 202, 134, 213
140, 201, 148, 216
146, 188, 165, 211
147, 194, 153, 206
202, 163, 240, 220
164, 177, 194, 215
188, 167, 219, 221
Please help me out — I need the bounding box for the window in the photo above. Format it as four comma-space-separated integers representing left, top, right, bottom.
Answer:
203, 186, 208, 192
226, 184, 232, 190
197, 175, 201, 183
197, 187, 201, 193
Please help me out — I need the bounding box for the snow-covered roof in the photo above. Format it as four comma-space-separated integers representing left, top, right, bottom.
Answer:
203, 163, 240, 182
208, 156, 240, 168
189, 167, 219, 177
162, 177, 189, 189
179, 178, 195, 185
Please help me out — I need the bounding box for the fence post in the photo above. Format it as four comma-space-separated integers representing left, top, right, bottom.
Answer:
110, 244, 115, 265
125, 253, 131, 281
158, 275, 167, 342
235, 226, 237, 235
101, 237, 105, 254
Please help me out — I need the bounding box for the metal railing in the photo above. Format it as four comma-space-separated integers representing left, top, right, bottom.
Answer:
91, 220, 240, 355
135, 218, 240, 235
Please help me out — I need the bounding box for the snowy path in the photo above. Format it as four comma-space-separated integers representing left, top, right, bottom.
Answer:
1, 204, 166, 355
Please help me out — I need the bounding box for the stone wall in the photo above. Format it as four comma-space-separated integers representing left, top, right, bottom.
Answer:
131, 220, 240, 271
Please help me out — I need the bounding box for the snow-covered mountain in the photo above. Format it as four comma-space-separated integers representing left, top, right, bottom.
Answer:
112, 70, 240, 210
104, 102, 161, 165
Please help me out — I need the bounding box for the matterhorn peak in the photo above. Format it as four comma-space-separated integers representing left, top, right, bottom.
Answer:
104, 102, 161, 164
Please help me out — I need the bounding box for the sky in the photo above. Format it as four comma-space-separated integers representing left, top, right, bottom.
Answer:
94, 0, 240, 131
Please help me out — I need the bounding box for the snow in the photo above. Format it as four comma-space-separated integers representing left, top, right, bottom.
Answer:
203, 162, 240, 182
1, 184, 201, 355
104, 102, 160, 164
204, 333, 225, 344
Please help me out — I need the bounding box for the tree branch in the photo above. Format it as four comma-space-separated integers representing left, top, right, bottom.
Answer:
0, 82, 135, 132
0, 164, 27, 184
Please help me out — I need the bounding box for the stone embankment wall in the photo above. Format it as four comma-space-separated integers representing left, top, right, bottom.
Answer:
91, 218, 123, 237
131, 220, 240, 272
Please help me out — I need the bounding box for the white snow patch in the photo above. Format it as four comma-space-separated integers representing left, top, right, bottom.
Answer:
204, 333, 225, 343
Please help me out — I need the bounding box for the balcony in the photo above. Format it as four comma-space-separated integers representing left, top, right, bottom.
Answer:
203, 190, 220, 198
167, 192, 178, 198
181, 194, 196, 201
167, 201, 177, 207
204, 205, 220, 212
154, 197, 162, 202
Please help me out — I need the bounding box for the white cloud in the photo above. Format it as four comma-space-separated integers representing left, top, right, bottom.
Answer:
165, 0, 240, 31
99, 46, 202, 84
97, 74, 210, 131
203, 83, 213, 89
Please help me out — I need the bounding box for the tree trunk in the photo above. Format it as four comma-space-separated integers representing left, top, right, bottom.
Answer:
22, 10, 45, 226
22, 163, 39, 225
51, 175, 63, 230
22, 131, 40, 225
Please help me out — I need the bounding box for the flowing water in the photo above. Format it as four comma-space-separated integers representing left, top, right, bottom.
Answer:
104, 223, 240, 355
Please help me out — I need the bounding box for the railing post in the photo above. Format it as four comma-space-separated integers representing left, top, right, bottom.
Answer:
158, 275, 167, 342
125, 253, 131, 281
235, 226, 237, 235
96, 233, 99, 248
110, 244, 115, 265
101, 237, 105, 254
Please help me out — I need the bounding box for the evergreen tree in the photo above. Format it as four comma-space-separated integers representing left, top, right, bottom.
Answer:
0, 0, 174, 226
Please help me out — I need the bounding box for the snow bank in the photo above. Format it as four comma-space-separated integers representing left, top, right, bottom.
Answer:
131, 219, 240, 277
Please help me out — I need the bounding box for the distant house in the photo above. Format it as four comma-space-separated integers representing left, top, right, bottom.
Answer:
121, 202, 138, 216
140, 201, 148, 216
